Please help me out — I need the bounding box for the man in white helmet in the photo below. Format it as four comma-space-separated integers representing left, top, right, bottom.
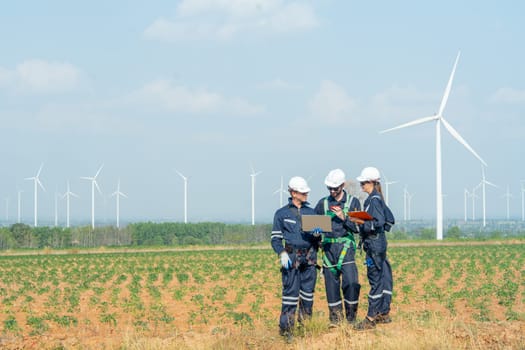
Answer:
271, 176, 321, 341
314, 168, 362, 325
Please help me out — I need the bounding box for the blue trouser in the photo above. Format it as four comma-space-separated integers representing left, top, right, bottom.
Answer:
322, 243, 360, 322
279, 264, 317, 332
363, 232, 393, 318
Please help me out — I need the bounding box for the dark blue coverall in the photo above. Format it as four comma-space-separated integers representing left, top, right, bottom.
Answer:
359, 189, 393, 319
271, 198, 320, 334
314, 190, 361, 323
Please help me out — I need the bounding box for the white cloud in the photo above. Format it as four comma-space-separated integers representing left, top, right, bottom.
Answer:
489, 87, 525, 104
143, 0, 319, 42
258, 78, 302, 90
132, 79, 263, 116
0, 60, 81, 94
308, 80, 357, 124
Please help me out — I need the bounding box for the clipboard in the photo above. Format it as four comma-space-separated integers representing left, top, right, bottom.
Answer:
348, 211, 373, 220
301, 215, 332, 232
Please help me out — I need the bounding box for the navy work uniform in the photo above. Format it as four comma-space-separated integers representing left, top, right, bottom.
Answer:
359, 189, 393, 319
271, 198, 320, 334
314, 190, 361, 323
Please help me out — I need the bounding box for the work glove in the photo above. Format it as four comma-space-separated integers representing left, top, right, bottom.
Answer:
311, 227, 323, 238
280, 251, 292, 269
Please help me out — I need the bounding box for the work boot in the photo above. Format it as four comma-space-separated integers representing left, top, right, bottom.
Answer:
328, 307, 344, 328
375, 313, 392, 324
346, 304, 358, 324
279, 329, 293, 343
353, 317, 376, 331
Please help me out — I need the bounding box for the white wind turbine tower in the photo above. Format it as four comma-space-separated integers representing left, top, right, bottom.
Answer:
380, 52, 487, 240
63, 180, 78, 228
250, 165, 262, 226
25, 164, 45, 227
471, 184, 480, 220
479, 165, 497, 227
403, 186, 409, 221
503, 185, 512, 220
407, 190, 414, 221
521, 180, 525, 221
111, 179, 127, 228
383, 175, 397, 206
463, 188, 470, 222
273, 176, 286, 208
54, 191, 59, 227
81, 165, 103, 230
175, 170, 188, 224
17, 190, 23, 223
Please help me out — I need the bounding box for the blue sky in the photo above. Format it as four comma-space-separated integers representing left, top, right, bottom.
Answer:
0, 0, 524, 226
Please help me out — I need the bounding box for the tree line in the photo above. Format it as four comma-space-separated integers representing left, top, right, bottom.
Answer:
0, 222, 272, 250
0, 222, 522, 250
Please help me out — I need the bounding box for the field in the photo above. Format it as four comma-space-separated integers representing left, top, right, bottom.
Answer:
0, 242, 523, 349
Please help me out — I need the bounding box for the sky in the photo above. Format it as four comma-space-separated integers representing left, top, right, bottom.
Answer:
0, 0, 524, 226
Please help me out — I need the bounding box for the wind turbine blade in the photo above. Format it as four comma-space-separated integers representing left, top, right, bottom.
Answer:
94, 165, 104, 178
36, 163, 44, 177
71, 192, 79, 198
36, 178, 46, 192
94, 181, 102, 195
80, 176, 93, 181
441, 118, 487, 166
437, 51, 460, 116
379, 115, 438, 134
175, 170, 186, 180
485, 180, 498, 188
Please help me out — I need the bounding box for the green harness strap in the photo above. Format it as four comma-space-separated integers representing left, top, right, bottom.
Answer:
321, 193, 357, 275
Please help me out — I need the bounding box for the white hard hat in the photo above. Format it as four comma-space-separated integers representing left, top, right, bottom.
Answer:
356, 167, 381, 182
324, 169, 346, 187
288, 176, 311, 193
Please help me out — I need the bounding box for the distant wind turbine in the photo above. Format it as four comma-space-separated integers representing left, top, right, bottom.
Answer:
17, 190, 23, 223
250, 165, 262, 225
273, 176, 286, 208
383, 175, 397, 206
111, 179, 127, 229
54, 191, 59, 227
471, 184, 480, 220
463, 188, 470, 222
380, 52, 487, 240
503, 185, 512, 220
25, 163, 45, 227
63, 180, 79, 228
479, 165, 497, 227
521, 180, 525, 221
175, 170, 188, 223
81, 165, 103, 230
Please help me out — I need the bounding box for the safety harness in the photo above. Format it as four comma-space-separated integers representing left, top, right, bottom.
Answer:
321, 194, 357, 275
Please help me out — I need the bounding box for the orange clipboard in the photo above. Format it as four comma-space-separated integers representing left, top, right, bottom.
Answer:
348, 211, 373, 220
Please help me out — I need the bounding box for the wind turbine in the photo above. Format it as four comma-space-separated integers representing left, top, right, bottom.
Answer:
478, 165, 497, 227
403, 186, 409, 221
25, 163, 45, 227
250, 165, 262, 226
175, 170, 188, 223
81, 165, 103, 230
273, 176, 286, 208
471, 184, 480, 220
521, 180, 525, 221
54, 191, 59, 227
463, 188, 470, 222
63, 180, 78, 228
503, 185, 512, 220
383, 175, 397, 206
17, 190, 23, 223
380, 52, 487, 240
111, 179, 127, 229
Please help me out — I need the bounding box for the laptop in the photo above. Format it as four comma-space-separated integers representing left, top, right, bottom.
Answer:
301, 215, 332, 232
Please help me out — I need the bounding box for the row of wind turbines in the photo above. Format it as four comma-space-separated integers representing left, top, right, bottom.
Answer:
22, 164, 127, 229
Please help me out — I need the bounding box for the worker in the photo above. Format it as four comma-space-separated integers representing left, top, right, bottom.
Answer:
350, 166, 393, 330
271, 176, 321, 341
314, 169, 361, 325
